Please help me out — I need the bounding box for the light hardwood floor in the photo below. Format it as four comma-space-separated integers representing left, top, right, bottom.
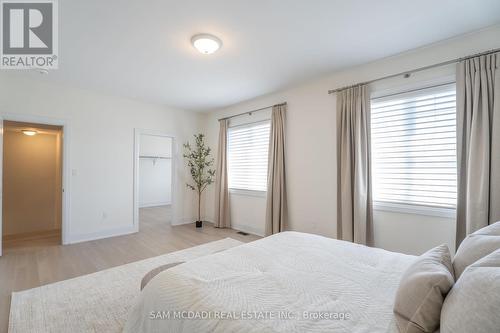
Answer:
0, 206, 259, 332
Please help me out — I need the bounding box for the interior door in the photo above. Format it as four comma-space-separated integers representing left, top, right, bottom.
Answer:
0, 119, 4, 256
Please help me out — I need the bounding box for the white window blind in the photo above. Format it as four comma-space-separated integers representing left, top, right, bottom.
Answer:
227, 120, 271, 192
370, 83, 457, 210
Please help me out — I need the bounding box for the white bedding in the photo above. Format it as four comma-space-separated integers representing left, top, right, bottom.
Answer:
124, 231, 416, 333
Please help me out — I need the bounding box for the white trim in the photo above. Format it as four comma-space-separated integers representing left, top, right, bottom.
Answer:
369, 62, 457, 98
134, 129, 177, 231
139, 202, 171, 209
370, 75, 458, 218
370, 75, 456, 100
175, 217, 264, 237
228, 118, 271, 129
229, 188, 267, 198
227, 120, 271, 193
173, 216, 219, 226
373, 201, 456, 218
68, 225, 136, 244
371, 81, 456, 102
227, 109, 272, 128
0, 113, 71, 256
230, 223, 265, 237
172, 217, 214, 227
0, 119, 3, 257
173, 217, 198, 226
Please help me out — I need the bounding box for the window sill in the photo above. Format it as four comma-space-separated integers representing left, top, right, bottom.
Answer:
373, 202, 456, 219
229, 188, 267, 198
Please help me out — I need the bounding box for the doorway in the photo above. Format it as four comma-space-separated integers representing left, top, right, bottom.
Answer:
1, 121, 63, 252
134, 130, 175, 231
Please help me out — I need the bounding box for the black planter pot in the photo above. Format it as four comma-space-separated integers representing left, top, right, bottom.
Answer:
195, 221, 203, 228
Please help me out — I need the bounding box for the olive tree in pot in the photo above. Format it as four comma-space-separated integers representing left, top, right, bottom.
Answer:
183, 134, 215, 228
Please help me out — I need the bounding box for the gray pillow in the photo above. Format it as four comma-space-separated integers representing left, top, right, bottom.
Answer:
440, 249, 500, 333
453, 221, 500, 278
393, 244, 455, 333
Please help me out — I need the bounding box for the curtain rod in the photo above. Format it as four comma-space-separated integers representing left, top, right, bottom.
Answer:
218, 102, 287, 122
328, 47, 500, 94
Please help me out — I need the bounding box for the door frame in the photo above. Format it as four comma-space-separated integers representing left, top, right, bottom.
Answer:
133, 129, 176, 231
0, 114, 71, 256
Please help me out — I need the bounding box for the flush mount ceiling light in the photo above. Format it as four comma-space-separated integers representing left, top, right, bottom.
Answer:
22, 130, 38, 136
191, 34, 222, 54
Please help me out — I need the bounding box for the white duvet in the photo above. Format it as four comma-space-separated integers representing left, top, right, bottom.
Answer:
124, 231, 416, 333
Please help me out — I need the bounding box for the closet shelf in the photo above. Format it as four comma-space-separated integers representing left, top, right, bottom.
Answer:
139, 156, 171, 159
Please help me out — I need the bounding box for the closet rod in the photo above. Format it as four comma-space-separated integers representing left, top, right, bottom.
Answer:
139, 156, 171, 159
327, 47, 500, 94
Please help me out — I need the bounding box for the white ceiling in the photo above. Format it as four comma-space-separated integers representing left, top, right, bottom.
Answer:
11, 0, 500, 111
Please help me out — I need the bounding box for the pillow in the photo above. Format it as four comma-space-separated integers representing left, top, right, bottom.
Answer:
393, 244, 455, 333
453, 221, 500, 278
140, 262, 184, 290
440, 249, 500, 333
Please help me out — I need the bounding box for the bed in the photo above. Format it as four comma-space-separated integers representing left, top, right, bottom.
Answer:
124, 231, 416, 333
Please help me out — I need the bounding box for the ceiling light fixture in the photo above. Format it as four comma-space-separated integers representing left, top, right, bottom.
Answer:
22, 130, 38, 136
191, 34, 222, 55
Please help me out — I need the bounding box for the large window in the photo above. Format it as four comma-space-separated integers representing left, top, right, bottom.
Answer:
370, 83, 457, 212
227, 120, 271, 192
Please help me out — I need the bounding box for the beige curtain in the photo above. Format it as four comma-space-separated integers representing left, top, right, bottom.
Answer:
336, 85, 372, 245
456, 52, 500, 247
214, 119, 230, 228
265, 103, 287, 236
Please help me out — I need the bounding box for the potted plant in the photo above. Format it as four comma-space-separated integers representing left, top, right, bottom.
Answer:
183, 134, 215, 228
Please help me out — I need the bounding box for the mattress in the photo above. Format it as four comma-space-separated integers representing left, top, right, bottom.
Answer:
124, 231, 416, 333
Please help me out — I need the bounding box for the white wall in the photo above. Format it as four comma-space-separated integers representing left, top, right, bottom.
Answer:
139, 135, 172, 207
202, 25, 500, 255
0, 75, 203, 244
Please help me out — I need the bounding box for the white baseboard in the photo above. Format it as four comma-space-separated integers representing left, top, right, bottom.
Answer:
171, 218, 192, 226
171, 217, 203, 226
66, 219, 263, 244
67, 225, 136, 244
171, 216, 216, 226
231, 223, 265, 237
139, 202, 171, 208
201, 217, 264, 237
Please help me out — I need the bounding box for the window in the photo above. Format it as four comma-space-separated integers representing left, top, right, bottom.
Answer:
370, 83, 457, 213
227, 120, 271, 192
